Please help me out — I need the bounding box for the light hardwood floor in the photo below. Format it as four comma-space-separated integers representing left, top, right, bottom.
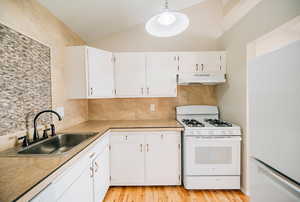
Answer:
103, 186, 249, 202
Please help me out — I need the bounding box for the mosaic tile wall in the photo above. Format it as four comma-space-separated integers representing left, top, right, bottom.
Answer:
0, 23, 52, 136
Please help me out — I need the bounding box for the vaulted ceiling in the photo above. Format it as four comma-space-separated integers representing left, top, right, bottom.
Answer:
37, 0, 212, 43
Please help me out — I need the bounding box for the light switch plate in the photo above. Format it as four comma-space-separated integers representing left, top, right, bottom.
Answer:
55, 106, 64, 118
150, 104, 156, 112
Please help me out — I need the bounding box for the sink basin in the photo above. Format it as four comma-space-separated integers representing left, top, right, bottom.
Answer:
18, 133, 96, 155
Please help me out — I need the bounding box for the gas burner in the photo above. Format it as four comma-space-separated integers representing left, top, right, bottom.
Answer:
204, 119, 233, 127
182, 119, 205, 127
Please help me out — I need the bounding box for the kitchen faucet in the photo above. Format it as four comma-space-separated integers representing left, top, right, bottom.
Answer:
33, 110, 62, 141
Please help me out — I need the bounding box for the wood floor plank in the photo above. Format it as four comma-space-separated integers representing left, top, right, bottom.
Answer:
103, 187, 249, 202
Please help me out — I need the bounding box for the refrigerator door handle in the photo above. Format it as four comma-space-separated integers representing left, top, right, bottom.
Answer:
254, 158, 300, 194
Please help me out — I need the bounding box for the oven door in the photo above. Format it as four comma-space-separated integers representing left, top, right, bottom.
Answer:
184, 136, 241, 175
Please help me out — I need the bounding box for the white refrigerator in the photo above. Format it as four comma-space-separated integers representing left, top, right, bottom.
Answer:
248, 40, 300, 202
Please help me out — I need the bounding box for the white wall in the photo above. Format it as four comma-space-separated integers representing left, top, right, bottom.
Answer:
217, 0, 300, 194
90, 0, 223, 51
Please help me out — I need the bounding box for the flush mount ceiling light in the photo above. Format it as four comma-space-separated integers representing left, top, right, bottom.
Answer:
145, 0, 190, 37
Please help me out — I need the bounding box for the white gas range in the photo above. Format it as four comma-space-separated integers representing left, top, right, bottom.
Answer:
176, 105, 242, 190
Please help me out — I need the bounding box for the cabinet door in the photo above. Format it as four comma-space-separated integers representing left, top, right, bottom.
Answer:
178, 53, 202, 73
145, 132, 181, 185
114, 53, 146, 97
87, 47, 114, 98
30, 184, 54, 202
57, 164, 93, 202
93, 146, 110, 202
201, 52, 225, 73
110, 133, 145, 185
146, 53, 177, 97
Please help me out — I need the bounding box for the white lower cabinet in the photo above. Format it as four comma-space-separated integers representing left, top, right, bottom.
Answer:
93, 145, 110, 202
57, 164, 93, 202
145, 133, 181, 185
32, 134, 110, 202
110, 133, 145, 185
110, 131, 181, 186
31, 130, 181, 202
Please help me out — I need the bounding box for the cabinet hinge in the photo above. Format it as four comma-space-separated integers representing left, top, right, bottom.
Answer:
112, 56, 116, 63
178, 143, 181, 150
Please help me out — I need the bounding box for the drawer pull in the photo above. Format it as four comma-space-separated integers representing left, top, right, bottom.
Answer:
94, 162, 99, 173
140, 144, 143, 152
146, 144, 149, 152
89, 152, 95, 159
90, 167, 94, 178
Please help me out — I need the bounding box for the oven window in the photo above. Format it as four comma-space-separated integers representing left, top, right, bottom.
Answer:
195, 147, 232, 164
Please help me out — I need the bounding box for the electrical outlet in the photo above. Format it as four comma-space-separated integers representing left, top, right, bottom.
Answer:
150, 104, 156, 112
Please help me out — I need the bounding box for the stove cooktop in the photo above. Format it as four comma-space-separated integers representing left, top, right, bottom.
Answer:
181, 119, 205, 127
204, 119, 233, 127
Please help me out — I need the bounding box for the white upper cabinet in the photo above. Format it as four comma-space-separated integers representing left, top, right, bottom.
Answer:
66, 49, 227, 99
65, 46, 114, 99
87, 47, 115, 98
114, 52, 146, 97
146, 53, 178, 97
201, 52, 226, 73
178, 52, 202, 73
178, 52, 226, 74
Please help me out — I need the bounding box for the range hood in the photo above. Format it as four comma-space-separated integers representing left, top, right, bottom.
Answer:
177, 73, 226, 85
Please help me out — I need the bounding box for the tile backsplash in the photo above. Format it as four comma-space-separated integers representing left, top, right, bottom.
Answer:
0, 23, 52, 137
88, 85, 217, 120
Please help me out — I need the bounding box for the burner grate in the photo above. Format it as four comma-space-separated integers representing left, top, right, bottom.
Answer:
182, 119, 205, 127
204, 119, 233, 127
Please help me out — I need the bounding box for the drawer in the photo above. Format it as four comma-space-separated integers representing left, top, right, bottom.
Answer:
184, 176, 240, 190
110, 132, 144, 143
144, 131, 180, 143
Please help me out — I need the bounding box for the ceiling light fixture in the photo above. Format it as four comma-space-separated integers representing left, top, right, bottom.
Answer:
145, 0, 190, 37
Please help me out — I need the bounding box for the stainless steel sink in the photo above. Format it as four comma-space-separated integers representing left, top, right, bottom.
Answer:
17, 133, 96, 155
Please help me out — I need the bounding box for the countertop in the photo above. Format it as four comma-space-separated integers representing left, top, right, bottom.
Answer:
0, 120, 183, 202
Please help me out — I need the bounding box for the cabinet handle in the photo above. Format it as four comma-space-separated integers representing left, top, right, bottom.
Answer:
89, 152, 95, 159
94, 162, 99, 173
201, 64, 204, 71
125, 135, 128, 140
90, 167, 94, 178
140, 144, 143, 152
147, 87, 149, 95
141, 88, 144, 95
196, 64, 199, 72
146, 144, 149, 152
